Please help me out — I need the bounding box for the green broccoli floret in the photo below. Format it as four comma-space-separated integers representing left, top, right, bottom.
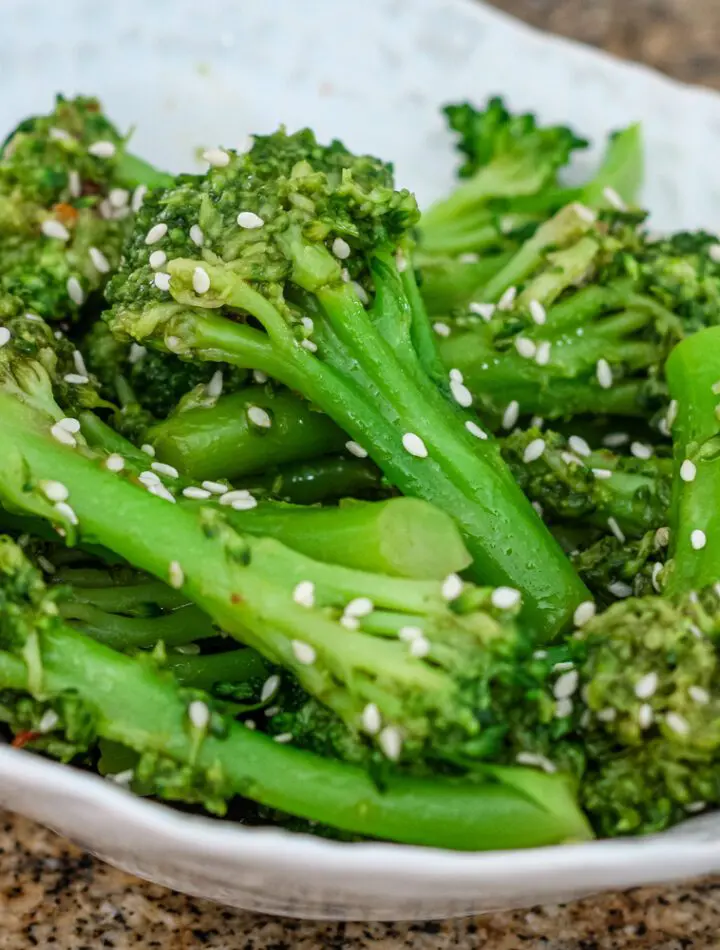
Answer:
571, 530, 667, 605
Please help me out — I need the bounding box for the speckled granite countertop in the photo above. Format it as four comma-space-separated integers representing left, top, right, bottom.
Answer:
3, 2, 720, 948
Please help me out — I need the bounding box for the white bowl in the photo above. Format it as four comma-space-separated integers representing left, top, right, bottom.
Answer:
3, 0, 720, 921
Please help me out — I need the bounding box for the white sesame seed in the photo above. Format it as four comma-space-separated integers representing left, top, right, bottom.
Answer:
409, 636, 431, 658
188, 700, 210, 730
568, 435, 591, 458
237, 211, 264, 229
591, 469, 612, 480
450, 379, 473, 407
395, 251, 408, 273
378, 725, 403, 761
108, 769, 134, 786
253, 370, 268, 384
555, 697, 573, 719
41, 219, 70, 241
361, 703, 382, 735
0, 327, 11, 349
689, 685, 710, 705
191, 266, 211, 295
128, 343, 147, 365
631, 441, 653, 460
687, 801, 707, 814
635, 672, 658, 699
638, 704, 654, 730
691, 529, 707, 550
596, 358, 613, 389
67, 169, 81, 198
168, 560, 185, 589
131, 185, 147, 212
292, 640, 316, 665
459, 252, 479, 263
597, 707, 617, 723
202, 480, 227, 494
433, 321, 451, 337
50, 422, 77, 447
651, 562, 663, 593
502, 400, 520, 430
523, 438, 546, 463
553, 669, 579, 700
398, 626, 423, 642
54, 501, 78, 525
529, 300, 546, 325
469, 302, 495, 321
203, 148, 231, 167
105, 454, 125, 473
515, 337, 537, 359
465, 419, 488, 440
441, 573, 463, 601
149, 250, 167, 270
189, 224, 205, 247
151, 461, 179, 479
680, 460, 697, 483
204, 370, 223, 399
264, 706, 280, 718
40, 480, 69, 503
709, 245, 720, 264
607, 517, 626, 544
232, 495, 258, 510
67, 277, 85, 306
244, 719, 257, 730
340, 268, 351, 283
603, 186, 626, 210
402, 432, 428, 458
108, 187, 129, 208
603, 432, 629, 448
24, 313, 43, 322
247, 405, 272, 429
145, 223, 168, 245
345, 440, 368, 458
532, 501, 544, 517
273, 732, 293, 744
139, 470, 161, 486
218, 489, 251, 506
300, 339, 318, 353
573, 600, 596, 627
293, 580, 315, 608
38, 709, 59, 733
497, 286, 517, 311
49, 127, 70, 141
331, 237, 351, 259
88, 141, 116, 158
154, 272, 171, 292
166, 336, 183, 353
666, 712, 690, 736
516, 752, 556, 773
141, 443, 156, 457
572, 203, 596, 223
491, 586, 521, 610
666, 399, 678, 430
449, 368, 463, 383
655, 527, 670, 549
261, 675, 281, 703
532, 416, 544, 429
340, 615, 360, 630
608, 581, 633, 598
344, 597, 374, 618
182, 486, 211, 500
89, 246, 110, 274
535, 341, 551, 366
352, 281, 369, 304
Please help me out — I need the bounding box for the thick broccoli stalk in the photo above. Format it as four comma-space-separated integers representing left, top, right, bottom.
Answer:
1, 96, 172, 320
104, 128, 587, 634
239, 454, 384, 505
0, 537, 591, 847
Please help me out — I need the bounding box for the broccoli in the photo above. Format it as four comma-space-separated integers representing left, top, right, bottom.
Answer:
0, 95, 172, 320
103, 126, 587, 634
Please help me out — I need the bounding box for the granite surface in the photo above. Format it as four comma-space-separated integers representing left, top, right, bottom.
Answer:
3, 1, 720, 948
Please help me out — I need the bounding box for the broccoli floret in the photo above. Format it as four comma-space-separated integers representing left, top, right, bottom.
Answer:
571, 530, 667, 605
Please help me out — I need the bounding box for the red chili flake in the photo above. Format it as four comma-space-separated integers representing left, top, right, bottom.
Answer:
11, 730, 40, 749
52, 202, 79, 225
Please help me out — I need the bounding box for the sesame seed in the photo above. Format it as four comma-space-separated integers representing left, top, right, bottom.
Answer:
299, 316, 314, 334
300, 339, 318, 352
244, 719, 257, 730
149, 250, 167, 270
465, 420, 488, 440
666, 399, 678, 430
572, 203, 596, 224
532, 501, 544, 517
166, 336, 183, 352
260, 675, 281, 703
340, 615, 360, 630
608, 581, 633, 598
0, 327, 10, 348
191, 266, 210, 295
631, 441, 653, 460
345, 440, 368, 458
450, 378, 473, 407
149, 482, 176, 504
253, 370, 268, 384
529, 300, 546, 325
441, 573, 463, 601
332, 237, 351, 259
131, 185, 147, 212
378, 725, 402, 761
292, 640, 317, 665
203, 148, 230, 167
553, 669, 579, 700
497, 286, 517, 311
651, 562, 663, 593
398, 626, 423, 642
515, 337, 537, 359
567, 435, 591, 458
141, 443, 156, 457
293, 580, 315, 608
666, 712, 690, 736
469, 302, 495, 321
88, 140, 116, 158
502, 400, 519, 430
67, 170, 81, 198
655, 526, 670, 548
50, 423, 76, 446
57, 416, 81, 434
340, 268, 351, 283
154, 272, 171, 292
689, 685, 710, 705
24, 313, 43, 322
638, 704, 654, 730
491, 586, 521, 610
218, 489, 251, 506
344, 597, 374, 618
402, 432, 428, 458
202, 480, 227, 494
523, 438, 546, 463
686, 801, 707, 814
188, 700, 210, 730
459, 252, 479, 263
247, 405, 272, 429
532, 416, 545, 429
231, 495, 257, 511
607, 517, 626, 544
433, 321, 451, 337
89, 246, 110, 273
680, 460, 697, 482
449, 368, 463, 383
190, 224, 205, 247
635, 672, 658, 699
105, 454, 125, 473
533, 650, 547, 659
597, 707, 617, 722
108, 769, 134, 786
691, 529, 707, 550
596, 358, 613, 389
168, 561, 184, 589
151, 461, 179, 479
603, 186, 626, 210
145, 223, 168, 245
709, 245, 720, 264
41, 219, 70, 241
237, 211, 264, 229
516, 752, 556, 773
38, 709, 59, 733
126, 344, 146, 367
603, 432, 629, 448
206, 370, 223, 399
573, 600, 596, 627
67, 277, 85, 305
555, 697, 573, 719
396, 251, 408, 273
109, 187, 129, 208
352, 281, 369, 304
49, 127, 70, 141
139, 470, 161, 486
409, 636, 431, 658
264, 706, 280, 718
535, 342, 551, 366
361, 703, 382, 735
54, 501, 78, 525
40, 480, 69, 503
182, 486, 211, 500
273, 733, 293, 744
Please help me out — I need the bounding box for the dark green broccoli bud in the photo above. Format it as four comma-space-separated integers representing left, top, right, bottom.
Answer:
572, 530, 667, 606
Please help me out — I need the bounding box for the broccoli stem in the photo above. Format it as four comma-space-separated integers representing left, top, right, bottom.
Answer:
220, 498, 472, 579
149, 388, 346, 481
665, 326, 720, 594
164, 647, 270, 689
240, 455, 384, 504
115, 152, 175, 191
416, 250, 515, 316
59, 601, 217, 651
0, 625, 592, 848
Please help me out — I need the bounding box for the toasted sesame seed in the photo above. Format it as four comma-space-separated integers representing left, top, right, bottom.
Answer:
433, 321, 451, 337
168, 561, 184, 589
691, 529, 707, 550
244, 719, 257, 730
409, 636, 431, 658
56, 416, 79, 434
515, 337, 537, 359
182, 486, 211, 500
145, 223, 168, 245
149, 250, 167, 270
89, 246, 110, 274
573, 600, 596, 627
689, 685, 710, 705
49, 127, 70, 141
105, 454, 125, 473
344, 597, 374, 618
516, 752, 556, 773
631, 441, 653, 460
465, 419, 488, 440
603, 186, 626, 210
469, 302, 495, 321
190, 224, 205, 247
151, 461, 179, 479
651, 562, 663, 593
340, 268, 351, 282
203, 148, 230, 167
535, 341, 551, 366
67, 277, 85, 305
529, 300, 546, 325
608, 517, 626, 544
345, 440, 368, 458
555, 697, 573, 719
88, 140, 116, 158
40, 480, 69, 503
188, 700, 210, 730
608, 581, 633, 598
261, 675, 281, 703
24, 313, 43, 322
292, 640, 317, 665
533, 416, 545, 429
596, 358, 613, 389
655, 526, 670, 548
523, 438, 546, 463
399, 626, 423, 642
638, 704, 654, 729
635, 672, 658, 699
206, 370, 223, 399
491, 586, 521, 610
379, 725, 402, 761
54, 501, 78, 525
331, 237, 351, 259
127, 344, 146, 367
293, 580, 315, 608
502, 400, 519, 430
666, 712, 690, 736
154, 272, 171, 291
0, 327, 11, 348
562, 451, 582, 466
402, 432, 428, 458
441, 573, 463, 601
361, 703, 382, 735
680, 460, 697, 482
41, 219, 70, 241
141, 443, 156, 457
202, 480, 227, 494
237, 211, 264, 229
497, 286, 517, 311
450, 378, 473, 407
273, 732, 293, 744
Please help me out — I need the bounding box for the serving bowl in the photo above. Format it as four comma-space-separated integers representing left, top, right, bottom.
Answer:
2, 0, 720, 921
